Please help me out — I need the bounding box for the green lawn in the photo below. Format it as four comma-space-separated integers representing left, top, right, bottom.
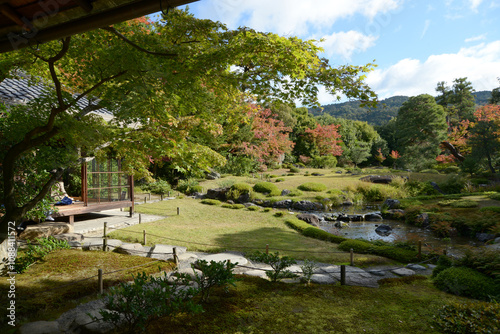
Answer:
110, 197, 393, 266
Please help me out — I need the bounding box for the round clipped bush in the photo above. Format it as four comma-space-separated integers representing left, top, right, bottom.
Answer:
433, 267, 500, 301
289, 166, 300, 173
247, 206, 259, 211
338, 239, 374, 253
298, 182, 327, 192
227, 183, 254, 201
200, 199, 221, 206
253, 182, 281, 196
274, 211, 285, 217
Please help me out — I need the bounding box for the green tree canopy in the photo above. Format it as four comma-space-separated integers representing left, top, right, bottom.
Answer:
0, 9, 377, 233
395, 94, 447, 170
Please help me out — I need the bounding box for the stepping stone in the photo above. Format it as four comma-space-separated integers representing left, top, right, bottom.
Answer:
311, 274, 337, 284
149, 244, 187, 260
114, 243, 145, 256
367, 270, 386, 276
242, 269, 269, 279
391, 268, 415, 276
406, 264, 427, 271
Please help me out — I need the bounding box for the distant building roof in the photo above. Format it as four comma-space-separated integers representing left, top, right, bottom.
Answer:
0, 77, 114, 122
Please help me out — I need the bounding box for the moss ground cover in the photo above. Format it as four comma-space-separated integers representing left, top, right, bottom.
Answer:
148, 276, 467, 334
0, 249, 172, 327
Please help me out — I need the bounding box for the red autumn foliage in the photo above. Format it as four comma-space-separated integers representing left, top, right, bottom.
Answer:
304, 123, 343, 156
239, 106, 294, 164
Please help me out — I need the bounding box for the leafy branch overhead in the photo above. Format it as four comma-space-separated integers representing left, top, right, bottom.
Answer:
0, 8, 377, 229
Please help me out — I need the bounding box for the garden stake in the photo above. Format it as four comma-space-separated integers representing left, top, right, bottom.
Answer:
144, 196, 147, 204
341, 265, 346, 285
177, 207, 180, 215
139, 213, 142, 224
148, 193, 151, 200
161, 194, 163, 201
173, 247, 179, 267
98, 269, 103, 294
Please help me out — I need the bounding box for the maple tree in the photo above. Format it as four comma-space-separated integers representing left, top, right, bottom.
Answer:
238, 106, 294, 165
304, 123, 343, 157
0, 8, 378, 239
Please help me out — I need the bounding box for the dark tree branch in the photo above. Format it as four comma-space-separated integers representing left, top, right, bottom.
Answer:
102, 27, 178, 57
441, 141, 465, 162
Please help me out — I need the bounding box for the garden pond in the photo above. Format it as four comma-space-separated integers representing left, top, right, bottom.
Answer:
306, 206, 481, 257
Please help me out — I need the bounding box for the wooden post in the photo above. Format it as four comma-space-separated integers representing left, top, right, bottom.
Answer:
98, 269, 103, 294
143, 230, 146, 246
139, 213, 142, 224
148, 193, 151, 200
103, 236, 108, 252
350, 248, 354, 266
103, 222, 107, 238
340, 265, 346, 285
144, 196, 147, 204
161, 194, 163, 201
168, 191, 170, 197
177, 207, 180, 215
265, 244, 269, 255
173, 247, 179, 267
418, 241, 422, 259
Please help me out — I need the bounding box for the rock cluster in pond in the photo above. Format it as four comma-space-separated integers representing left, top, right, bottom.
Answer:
296, 213, 321, 227
375, 224, 393, 236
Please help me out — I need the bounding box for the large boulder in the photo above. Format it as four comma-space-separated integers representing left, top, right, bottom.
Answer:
381, 209, 405, 220
365, 214, 383, 222
359, 175, 396, 184
476, 233, 496, 242
296, 213, 321, 227
375, 224, 392, 236
292, 201, 322, 211
383, 199, 400, 209
205, 170, 221, 180
18, 222, 73, 240
272, 200, 292, 209
206, 188, 229, 201
416, 213, 430, 228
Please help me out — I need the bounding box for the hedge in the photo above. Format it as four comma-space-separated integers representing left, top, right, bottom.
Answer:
433, 267, 500, 301
338, 239, 420, 263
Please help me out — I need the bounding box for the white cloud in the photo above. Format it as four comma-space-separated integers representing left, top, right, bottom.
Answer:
366, 41, 500, 98
465, 34, 487, 42
421, 20, 431, 39
469, 0, 484, 10
192, 0, 402, 35
320, 31, 378, 60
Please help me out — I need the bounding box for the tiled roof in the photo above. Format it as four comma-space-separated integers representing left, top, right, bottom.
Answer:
0, 78, 113, 120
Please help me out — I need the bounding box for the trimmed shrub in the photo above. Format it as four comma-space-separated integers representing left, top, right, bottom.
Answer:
434, 301, 500, 334
226, 183, 254, 202
488, 192, 500, 200
298, 182, 327, 192
231, 204, 246, 209
274, 211, 285, 217
221, 203, 233, 209
433, 267, 500, 301
275, 178, 285, 182
285, 218, 312, 232
141, 179, 172, 195
287, 189, 303, 197
177, 179, 201, 195
253, 182, 281, 196
247, 206, 259, 211
420, 169, 440, 174
302, 227, 347, 244
200, 199, 221, 206
338, 239, 420, 263
338, 239, 374, 253
289, 166, 300, 173
438, 174, 467, 194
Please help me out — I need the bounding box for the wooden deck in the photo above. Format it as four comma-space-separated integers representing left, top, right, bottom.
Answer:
52, 200, 134, 224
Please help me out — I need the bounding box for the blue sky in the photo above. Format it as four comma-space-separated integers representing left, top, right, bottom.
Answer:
177, 0, 500, 105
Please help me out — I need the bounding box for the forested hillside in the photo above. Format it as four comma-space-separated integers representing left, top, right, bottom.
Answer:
311, 91, 492, 126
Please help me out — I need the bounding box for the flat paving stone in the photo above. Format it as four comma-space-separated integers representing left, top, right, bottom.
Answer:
311, 274, 337, 284
391, 268, 416, 276
197, 252, 248, 266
